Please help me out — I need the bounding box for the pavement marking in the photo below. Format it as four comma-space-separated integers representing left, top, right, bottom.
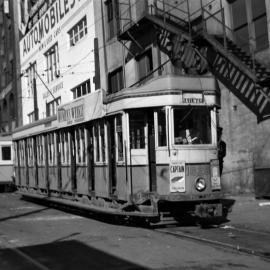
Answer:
259, 202, 270, 207
17, 215, 84, 222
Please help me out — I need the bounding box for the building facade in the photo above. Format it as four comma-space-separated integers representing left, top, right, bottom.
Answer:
0, 0, 21, 134
18, 0, 96, 124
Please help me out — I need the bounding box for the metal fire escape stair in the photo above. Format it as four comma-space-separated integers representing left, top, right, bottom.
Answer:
146, 12, 270, 122
118, 2, 270, 122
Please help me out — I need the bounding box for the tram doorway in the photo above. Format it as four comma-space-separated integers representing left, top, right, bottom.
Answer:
147, 110, 157, 192
107, 117, 117, 195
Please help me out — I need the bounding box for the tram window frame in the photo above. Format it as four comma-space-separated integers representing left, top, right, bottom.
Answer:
59, 131, 70, 165
129, 111, 146, 150
19, 140, 26, 166
94, 121, 107, 164
172, 107, 213, 146
1, 145, 12, 161
48, 133, 56, 166
116, 115, 124, 162
75, 127, 86, 165
155, 109, 167, 147
14, 142, 18, 165
36, 135, 45, 166
26, 138, 34, 167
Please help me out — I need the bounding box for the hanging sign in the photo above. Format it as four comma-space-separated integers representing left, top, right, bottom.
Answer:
170, 162, 185, 192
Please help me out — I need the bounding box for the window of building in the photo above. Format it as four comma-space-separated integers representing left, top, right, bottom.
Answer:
26, 62, 36, 97
71, 79, 91, 99
173, 107, 212, 145
129, 111, 145, 149
28, 111, 35, 124
108, 67, 124, 94
157, 109, 167, 147
44, 43, 59, 83
137, 49, 153, 83
46, 97, 61, 117
68, 16, 88, 47
106, 0, 117, 39
1, 146, 11, 161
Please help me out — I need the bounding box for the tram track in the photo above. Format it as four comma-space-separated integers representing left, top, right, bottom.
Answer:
155, 224, 270, 261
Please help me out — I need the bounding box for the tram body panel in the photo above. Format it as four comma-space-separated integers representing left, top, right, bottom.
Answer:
76, 165, 88, 195
37, 167, 46, 189
61, 166, 72, 192
94, 165, 109, 198
115, 165, 128, 201
28, 167, 36, 188
48, 166, 58, 190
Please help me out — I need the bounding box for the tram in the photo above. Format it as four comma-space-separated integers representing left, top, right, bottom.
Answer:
0, 135, 14, 192
13, 75, 233, 224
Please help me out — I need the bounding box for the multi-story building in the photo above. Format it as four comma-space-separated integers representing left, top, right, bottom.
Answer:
93, 0, 270, 195
0, 0, 21, 134
18, 0, 96, 124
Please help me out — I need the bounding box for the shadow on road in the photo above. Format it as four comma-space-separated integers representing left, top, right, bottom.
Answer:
0, 240, 148, 270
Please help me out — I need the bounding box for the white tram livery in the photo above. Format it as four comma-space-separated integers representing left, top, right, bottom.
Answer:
13, 75, 233, 224
0, 136, 14, 191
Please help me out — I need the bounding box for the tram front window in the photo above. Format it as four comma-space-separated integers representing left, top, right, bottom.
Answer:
174, 107, 212, 145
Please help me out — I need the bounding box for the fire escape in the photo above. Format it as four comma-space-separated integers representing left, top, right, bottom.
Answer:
117, 0, 270, 123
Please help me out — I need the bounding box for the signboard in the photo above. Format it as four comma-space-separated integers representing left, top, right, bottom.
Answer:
211, 166, 221, 190
183, 93, 204, 104
170, 162, 185, 192
57, 99, 85, 127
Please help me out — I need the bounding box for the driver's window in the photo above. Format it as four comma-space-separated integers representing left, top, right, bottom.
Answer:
173, 107, 212, 145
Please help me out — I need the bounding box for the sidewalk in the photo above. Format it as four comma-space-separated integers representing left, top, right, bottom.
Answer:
225, 194, 270, 233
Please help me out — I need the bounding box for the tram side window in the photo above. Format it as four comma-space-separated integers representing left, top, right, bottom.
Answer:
116, 115, 123, 161
14, 143, 18, 165
157, 109, 167, 147
48, 133, 56, 165
75, 127, 86, 164
59, 131, 70, 165
36, 135, 45, 166
173, 107, 212, 145
94, 122, 106, 163
19, 141, 26, 166
1, 146, 11, 161
27, 138, 34, 166
129, 111, 145, 149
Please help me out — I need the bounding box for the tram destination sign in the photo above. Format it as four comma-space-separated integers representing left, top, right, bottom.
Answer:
183, 93, 204, 104
57, 99, 85, 127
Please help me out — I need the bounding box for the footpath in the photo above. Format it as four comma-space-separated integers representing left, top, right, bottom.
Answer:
225, 194, 270, 233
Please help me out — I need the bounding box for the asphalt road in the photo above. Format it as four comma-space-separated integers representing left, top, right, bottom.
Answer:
0, 192, 270, 270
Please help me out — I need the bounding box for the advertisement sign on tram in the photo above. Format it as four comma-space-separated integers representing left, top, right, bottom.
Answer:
170, 162, 185, 192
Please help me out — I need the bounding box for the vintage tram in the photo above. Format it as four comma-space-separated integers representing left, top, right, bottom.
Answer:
13, 75, 232, 224
0, 135, 14, 192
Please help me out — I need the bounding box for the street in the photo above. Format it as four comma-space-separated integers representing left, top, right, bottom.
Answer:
1, 192, 270, 270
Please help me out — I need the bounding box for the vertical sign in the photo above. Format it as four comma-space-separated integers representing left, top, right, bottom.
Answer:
170, 162, 185, 192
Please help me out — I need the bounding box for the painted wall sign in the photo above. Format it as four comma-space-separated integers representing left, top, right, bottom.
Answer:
170, 162, 185, 192
183, 93, 204, 104
43, 81, 63, 99
21, 0, 85, 59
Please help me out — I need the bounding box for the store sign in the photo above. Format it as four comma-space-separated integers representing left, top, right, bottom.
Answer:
183, 93, 204, 104
57, 99, 85, 127
170, 162, 185, 192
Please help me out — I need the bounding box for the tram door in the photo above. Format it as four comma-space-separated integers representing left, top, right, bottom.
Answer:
107, 117, 117, 195
147, 111, 157, 192
86, 125, 95, 192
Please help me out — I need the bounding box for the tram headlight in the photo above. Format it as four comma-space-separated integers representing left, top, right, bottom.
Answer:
195, 177, 206, 192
